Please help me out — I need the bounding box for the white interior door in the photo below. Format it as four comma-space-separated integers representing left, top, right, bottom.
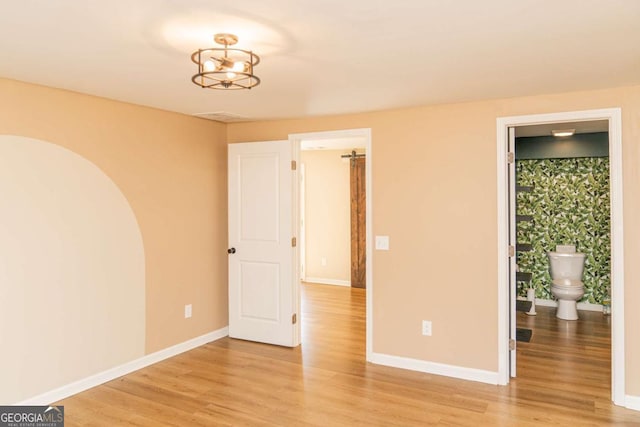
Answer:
508, 127, 517, 376
228, 140, 298, 347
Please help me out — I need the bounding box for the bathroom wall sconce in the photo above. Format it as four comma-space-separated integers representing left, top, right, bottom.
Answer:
551, 129, 575, 137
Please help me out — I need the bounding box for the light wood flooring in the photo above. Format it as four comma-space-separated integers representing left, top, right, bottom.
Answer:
57, 283, 640, 426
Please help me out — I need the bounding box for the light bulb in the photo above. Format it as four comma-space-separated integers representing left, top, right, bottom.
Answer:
551, 129, 575, 137
226, 71, 237, 79
203, 60, 215, 72
232, 61, 245, 72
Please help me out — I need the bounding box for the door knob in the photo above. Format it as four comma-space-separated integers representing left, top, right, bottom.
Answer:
227, 247, 236, 254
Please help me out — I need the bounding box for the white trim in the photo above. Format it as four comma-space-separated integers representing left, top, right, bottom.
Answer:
365, 130, 373, 361
608, 109, 626, 407
304, 277, 351, 287
530, 299, 555, 307
508, 127, 517, 377
497, 120, 509, 385
370, 352, 499, 385
625, 395, 640, 411
496, 108, 624, 404
15, 327, 229, 405
292, 142, 302, 346
530, 298, 604, 312
299, 163, 306, 281
576, 301, 604, 313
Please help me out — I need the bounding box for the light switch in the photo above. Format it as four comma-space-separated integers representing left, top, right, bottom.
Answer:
375, 235, 389, 250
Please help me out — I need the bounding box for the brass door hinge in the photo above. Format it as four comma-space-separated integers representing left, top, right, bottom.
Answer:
292, 237, 297, 247
509, 339, 516, 351
292, 313, 297, 324
507, 152, 515, 164
508, 245, 515, 257
291, 160, 297, 170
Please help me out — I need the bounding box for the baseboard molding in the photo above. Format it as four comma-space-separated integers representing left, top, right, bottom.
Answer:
577, 301, 604, 312
16, 327, 229, 405
626, 394, 640, 411
369, 352, 499, 385
304, 277, 350, 287
533, 298, 603, 312
533, 298, 556, 307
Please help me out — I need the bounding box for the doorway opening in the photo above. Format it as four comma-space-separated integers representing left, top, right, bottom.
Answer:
290, 128, 373, 359
299, 142, 366, 288
497, 108, 624, 405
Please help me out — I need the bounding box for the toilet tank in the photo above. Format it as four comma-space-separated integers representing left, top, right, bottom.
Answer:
547, 252, 586, 280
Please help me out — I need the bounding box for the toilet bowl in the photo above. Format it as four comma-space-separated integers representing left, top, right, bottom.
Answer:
547, 245, 586, 320
550, 279, 585, 320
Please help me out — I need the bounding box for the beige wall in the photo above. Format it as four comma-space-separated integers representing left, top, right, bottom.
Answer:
301, 150, 351, 283
3, 75, 639, 401
228, 85, 640, 396
0, 78, 229, 403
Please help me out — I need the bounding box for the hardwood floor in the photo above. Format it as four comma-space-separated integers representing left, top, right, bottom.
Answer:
57, 283, 640, 426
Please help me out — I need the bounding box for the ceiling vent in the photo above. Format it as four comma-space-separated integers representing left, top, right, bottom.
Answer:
192, 111, 250, 123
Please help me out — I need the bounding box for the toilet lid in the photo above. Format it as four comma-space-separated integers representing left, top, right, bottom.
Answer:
552, 278, 583, 287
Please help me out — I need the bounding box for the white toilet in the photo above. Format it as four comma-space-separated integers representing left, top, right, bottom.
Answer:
547, 245, 586, 320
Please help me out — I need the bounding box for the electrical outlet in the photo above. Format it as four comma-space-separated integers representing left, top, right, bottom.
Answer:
185, 304, 192, 319
422, 320, 432, 336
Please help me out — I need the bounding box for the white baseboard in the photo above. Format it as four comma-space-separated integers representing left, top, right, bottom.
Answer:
304, 277, 350, 287
369, 352, 499, 385
16, 327, 229, 405
626, 394, 640, 411
532, 298, 603, 312
577, 301, 604, 312
533, 298, 556, 307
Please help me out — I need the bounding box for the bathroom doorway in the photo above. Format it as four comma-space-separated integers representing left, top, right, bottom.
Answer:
496, 108, 624, 405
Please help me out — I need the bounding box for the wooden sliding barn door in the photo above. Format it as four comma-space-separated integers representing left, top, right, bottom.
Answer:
350, 157, 366, 288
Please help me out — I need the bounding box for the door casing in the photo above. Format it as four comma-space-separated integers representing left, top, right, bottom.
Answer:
289, 128, 373, 359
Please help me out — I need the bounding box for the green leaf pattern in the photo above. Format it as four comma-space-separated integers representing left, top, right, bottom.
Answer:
516, 157, 610, 304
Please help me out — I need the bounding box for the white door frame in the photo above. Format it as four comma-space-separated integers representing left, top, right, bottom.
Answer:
496, 108, 625, 406
507, 127, 517, 377
289, 128, 373, 359
299, 163, 306, 281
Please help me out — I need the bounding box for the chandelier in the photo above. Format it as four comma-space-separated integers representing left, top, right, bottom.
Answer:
191, 33, 260, 90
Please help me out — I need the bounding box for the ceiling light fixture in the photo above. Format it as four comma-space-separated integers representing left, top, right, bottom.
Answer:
191, 33, 260, 90
551, 129, 575, 137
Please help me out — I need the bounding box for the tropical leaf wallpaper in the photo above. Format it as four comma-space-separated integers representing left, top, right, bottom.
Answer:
516, 157, 611, 304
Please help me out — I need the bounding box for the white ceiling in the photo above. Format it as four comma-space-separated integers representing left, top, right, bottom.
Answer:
2, 0, 639, 122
